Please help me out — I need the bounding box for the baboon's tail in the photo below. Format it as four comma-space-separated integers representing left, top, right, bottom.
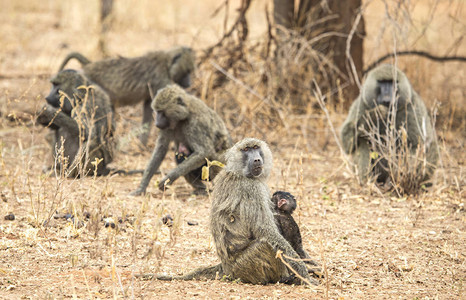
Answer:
137, 264, 223, 281
58, 52, 91, 71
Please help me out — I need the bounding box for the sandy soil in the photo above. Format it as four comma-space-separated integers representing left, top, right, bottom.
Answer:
0, 1, 464, 299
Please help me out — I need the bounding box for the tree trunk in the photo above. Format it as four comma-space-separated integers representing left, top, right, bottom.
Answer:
273, 0, 365, 106
98, 0, 114, 57
273, 0, 294, 29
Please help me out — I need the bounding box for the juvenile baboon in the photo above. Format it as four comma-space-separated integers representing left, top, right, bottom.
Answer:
340, 64, 439, 186
58, 46, 195, 146
140, 138, 317, 285
271, 191, 312, 262
271, 191, 321, 275
129, 85, 232, 196
37, 69, 115, 177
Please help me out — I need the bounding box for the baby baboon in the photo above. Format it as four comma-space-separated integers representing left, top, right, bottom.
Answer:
340, 64, 439, 186
271, 191, 310, 261
37, 69, 115, 177
174, 143, 204, 186
271, 191, 321, 274
58, 46, 195, 146
129, 85, 232, 196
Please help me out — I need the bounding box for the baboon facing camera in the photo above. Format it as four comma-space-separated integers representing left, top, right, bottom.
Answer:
130, 85, 232, 196
58, 46, 195, 146
340, 64, 439, 191
37, 69, 115, 177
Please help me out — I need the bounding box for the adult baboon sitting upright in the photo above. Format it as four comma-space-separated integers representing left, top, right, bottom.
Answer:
58, 46, 195, 146
37, 69, 115, 177
340, 64, 439, 190
210, 138, 316, 284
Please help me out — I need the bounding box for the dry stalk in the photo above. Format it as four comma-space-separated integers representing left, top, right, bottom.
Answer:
313, 80, 354, 176
360, 99, 435, 195
275, 250, 315, 287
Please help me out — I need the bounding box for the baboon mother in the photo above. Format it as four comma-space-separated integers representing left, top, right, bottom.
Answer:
130, 85, 232, 195
37, 69, 115, 177
210, 138, 315, 285
58, 47, 195, 146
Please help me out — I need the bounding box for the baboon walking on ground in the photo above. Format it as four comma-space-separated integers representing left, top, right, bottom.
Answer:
37, 69, 115, 177
340, 64, 438, 188
130, 85, 232, 196
58, 47, 195, 146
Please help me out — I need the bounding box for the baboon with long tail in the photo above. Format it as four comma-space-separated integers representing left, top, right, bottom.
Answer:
58, 47, 195, 146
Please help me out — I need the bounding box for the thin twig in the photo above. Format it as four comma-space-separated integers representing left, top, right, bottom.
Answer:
364, 50, 466, 75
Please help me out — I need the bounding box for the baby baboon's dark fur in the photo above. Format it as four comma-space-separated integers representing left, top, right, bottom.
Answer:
271, 191, 321, 273
272, 191, 306, 260
58, 47, 195, 146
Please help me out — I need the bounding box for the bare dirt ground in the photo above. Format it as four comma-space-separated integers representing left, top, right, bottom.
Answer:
0, 1, 464, 299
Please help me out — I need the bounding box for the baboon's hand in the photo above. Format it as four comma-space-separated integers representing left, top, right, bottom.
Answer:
129, 187, 145, 196
367, 104, 389, 120
36, 105, 56, 125
158, 176, 173, 191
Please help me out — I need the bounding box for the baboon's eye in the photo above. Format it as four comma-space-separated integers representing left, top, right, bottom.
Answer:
176, 97, 185, 106
241, 147, 250, 152
253, 145, 259, 150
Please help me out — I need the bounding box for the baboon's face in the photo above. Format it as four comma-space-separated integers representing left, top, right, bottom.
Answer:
272, 192, 297, 214
176, 73, 191, 88
154, 94, 189, 130
155, 110, 170, 129
46, 70, 83, 115
376, 80, 399, 107
364, 65, 411, 110
241, 144, 264, 178
226, 138, 272, 179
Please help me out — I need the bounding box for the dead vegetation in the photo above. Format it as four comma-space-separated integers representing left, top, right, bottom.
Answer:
0, 0, 464, 299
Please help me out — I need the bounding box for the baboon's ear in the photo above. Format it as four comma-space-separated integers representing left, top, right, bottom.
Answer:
176, 97, 185, 106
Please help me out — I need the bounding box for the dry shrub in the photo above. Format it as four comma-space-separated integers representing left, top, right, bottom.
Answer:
48, 85, 113, 178
191, 24, 345, 140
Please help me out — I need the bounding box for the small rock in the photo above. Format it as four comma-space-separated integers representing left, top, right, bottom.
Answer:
4, 213, 15, 221
162, 214, 173, 227
105, 222, 116, 229
187, 220, 198, 226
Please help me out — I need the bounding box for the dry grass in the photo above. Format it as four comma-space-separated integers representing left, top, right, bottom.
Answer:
358, 102, 438, 196
0, 0, 464, 299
